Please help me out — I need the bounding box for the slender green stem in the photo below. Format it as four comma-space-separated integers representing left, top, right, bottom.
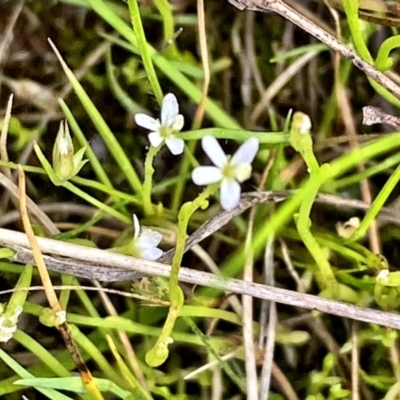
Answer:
294, 165, 338, 294
152, 0, 179, 59
63, 182, 131, 224
350, 162, 400, 242
142, 145, 160, 216
145, 184, 218, 367
127, 0, 163, 104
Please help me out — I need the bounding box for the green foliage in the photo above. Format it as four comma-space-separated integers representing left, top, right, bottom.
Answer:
2, 0, 400, 398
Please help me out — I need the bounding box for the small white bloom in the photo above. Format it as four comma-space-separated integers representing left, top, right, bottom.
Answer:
134, 93, 185, 155
192, 136, 259, 211
132, 214, 163, 261
0, 306, 22, 343
376, 269, 389, 285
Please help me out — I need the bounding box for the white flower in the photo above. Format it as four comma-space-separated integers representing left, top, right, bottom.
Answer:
132, 214, 163, 261
0, 306, 22, 343
134, 93, 185, 155
192, 136, 259, 211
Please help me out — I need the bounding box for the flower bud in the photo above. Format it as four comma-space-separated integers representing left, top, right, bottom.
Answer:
52, 120, 88, 182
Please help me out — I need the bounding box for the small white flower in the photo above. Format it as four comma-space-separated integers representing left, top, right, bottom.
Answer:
0, 306, 22, 343
132, 214, 163, 261
192, 136, 259, 211
134, 93, 185, 155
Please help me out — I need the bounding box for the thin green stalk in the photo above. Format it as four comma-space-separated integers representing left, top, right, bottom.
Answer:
179, 128, 288, 143
342, 0, 400, 108
127, 0, 163, 104
14, 330, 70, 377
63, 182, 131, 224
350, 162, 400, 242
85, 0, 240, 128
152, 0, 180, 59
70, 325, 128, 388
294, 165, 338, 294
145, 184, 219, 367
332, 151, 400, 190
49, 39, 143, 195
142, 145, 161, 216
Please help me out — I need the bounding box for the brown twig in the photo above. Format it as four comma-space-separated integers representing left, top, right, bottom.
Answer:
3, 227, 400, 330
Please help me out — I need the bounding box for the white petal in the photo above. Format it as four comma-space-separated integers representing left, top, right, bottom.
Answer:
192, 166, 223, 185
171, 114, 184, 132
231, 137, 259, 165
234, 163, 252, 182
161, 93, 179, 126
148, 131, 164, 148
135, 114, 160, 131
202, 136, 227, 168
165, 136, 184, 155
220, 178, 241, 211
139, 247, 164, 261
132, 214, 140, 239
136, 229, 162, 249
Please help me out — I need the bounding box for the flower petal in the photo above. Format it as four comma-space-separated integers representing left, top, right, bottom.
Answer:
132, 214, 140, 239
161, 93, 179, 126
202, 136, 227, 168
135, 114, 160, 131
220, 178, 241, 211
231, 137, 259, 165
165, 136, 184, 155
148, 131, 164, 148
171, 114, 184, 132
192, 166, 223, 185
136, 229, 162, 249
140, 247, 164, 261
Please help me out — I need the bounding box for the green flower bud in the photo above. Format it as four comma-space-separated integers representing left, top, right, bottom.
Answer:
39, 308, 66, 327
52, 120, 88, 182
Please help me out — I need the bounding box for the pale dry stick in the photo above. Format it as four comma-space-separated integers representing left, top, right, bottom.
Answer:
192, 245, 243, 315
184, 350, 239, 380
0, 0, 24, 68
227, 0, 400, 101
0, 285, 169, 306
0, 202, 124, 229
4, 228, 400, 330
17, 166, 104, 399
250, 49, 320, 125
271, 363, 299, 400
6, 166, 142, 387
351, 323, 360, 400
193, 0, 210, 126
242, 210, 258, 400
244, 11, 266, 99
0, 94, 14, 179
241, 13, 253, 123
211, 365, 223, 400
254, 154, 277, 398
91, 281, 150, 393
0, 171, 59, 235
279, 238, 306, 293
259, 239, 277, 400
286, 0, 336, 37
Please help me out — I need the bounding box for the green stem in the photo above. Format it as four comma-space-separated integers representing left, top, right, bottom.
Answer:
152, 0, 180, 59
127, 0, 163, 104
142, 145, 160, 216
295, 165, 338, 295
350, 162, 400, 242
145, 184, 218, 367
